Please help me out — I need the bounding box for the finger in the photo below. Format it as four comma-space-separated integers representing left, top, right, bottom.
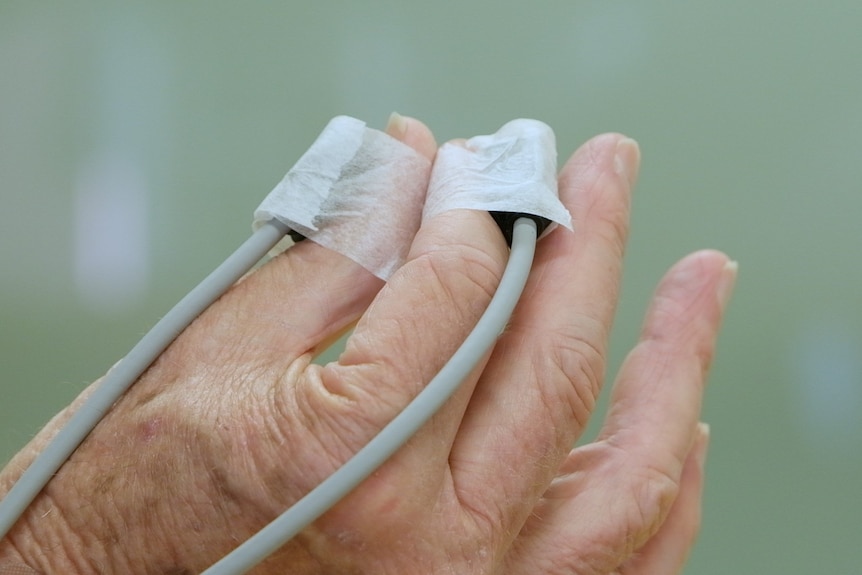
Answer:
291, 126, 518, 463
504, 251, 735, 575
297, 206, 510, 458
617, 422, 709, 575
448, 134, 639, 536
597, 250, 736, 467
151, 115, 437, 380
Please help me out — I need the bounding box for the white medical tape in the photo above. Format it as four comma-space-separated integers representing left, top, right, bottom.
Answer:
253, 116, 431, 279
423, 119, 572, 235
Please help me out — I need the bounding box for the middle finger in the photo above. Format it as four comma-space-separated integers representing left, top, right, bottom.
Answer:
448, 133, 640, 537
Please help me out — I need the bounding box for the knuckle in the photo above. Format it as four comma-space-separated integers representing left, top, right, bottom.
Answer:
416, 242, 504, 308
624, 461, 681, 547
589, 442, 684, 558
544, 323, 607, 415
307, 362, 404, 437
292, 241, 507, 448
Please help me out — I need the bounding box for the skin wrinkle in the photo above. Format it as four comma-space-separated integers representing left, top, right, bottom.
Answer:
497, 322, 603, 436
452, 424, 538, 541
102, 395, 234, 571
484, 376, 570, 484
161, 436, 243, 571
505, 439, 663, 575
270, 250, 378, 347
0, 123, 731, 573
578, 486, 640, 572
579, 441, 679, 549
527, 513, 622, 575
314, 237, 502, 428
494, 460, 558, 555
607, 355, 706, 436
274, 370, 383, 500
545, 322, 607, 403
535, 352, 595, 445
65, 473, 124, 572
420, 250, 497, 323
633, 459, 682, 527
603, 350, 669, 427
449, 478, 503, 555
22, 492, 99, 574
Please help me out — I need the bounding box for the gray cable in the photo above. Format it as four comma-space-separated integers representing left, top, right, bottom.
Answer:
0, 216, 537, 575
201, 217, 538, 575
0, 219, 289, 540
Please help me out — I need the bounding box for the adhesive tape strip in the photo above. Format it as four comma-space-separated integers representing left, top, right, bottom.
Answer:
254, 116, 432, 280
423, 119, 572, 236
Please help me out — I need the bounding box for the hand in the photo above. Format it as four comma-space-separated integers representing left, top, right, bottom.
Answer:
0, 116, 735, 574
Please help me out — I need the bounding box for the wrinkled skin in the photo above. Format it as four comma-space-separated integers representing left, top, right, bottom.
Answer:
0, 116, 735, 574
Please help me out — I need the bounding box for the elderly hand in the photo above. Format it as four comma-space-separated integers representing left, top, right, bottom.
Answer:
0, 115, 735, 574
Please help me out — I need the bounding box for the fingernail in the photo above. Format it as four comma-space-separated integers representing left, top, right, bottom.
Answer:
694, 422, 711, 471
385, 111, 408, 139
717, 260, 739, 311
613, 137, 641, 189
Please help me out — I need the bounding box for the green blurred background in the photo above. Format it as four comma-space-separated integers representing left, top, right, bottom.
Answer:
2, 1, 860, 572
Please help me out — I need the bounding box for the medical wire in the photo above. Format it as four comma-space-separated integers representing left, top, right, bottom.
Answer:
0, 219, 290, 540
0, 216, 538, 574
201, 216, 538, 575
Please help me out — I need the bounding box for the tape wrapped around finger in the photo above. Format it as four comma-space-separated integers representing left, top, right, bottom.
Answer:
423, 119, 572, 238
253, 116, 432, 280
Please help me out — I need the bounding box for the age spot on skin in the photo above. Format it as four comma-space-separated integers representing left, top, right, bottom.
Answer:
137, 417, 164, 444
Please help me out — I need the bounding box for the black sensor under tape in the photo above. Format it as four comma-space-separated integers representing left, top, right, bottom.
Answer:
490, 211, 553, 247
